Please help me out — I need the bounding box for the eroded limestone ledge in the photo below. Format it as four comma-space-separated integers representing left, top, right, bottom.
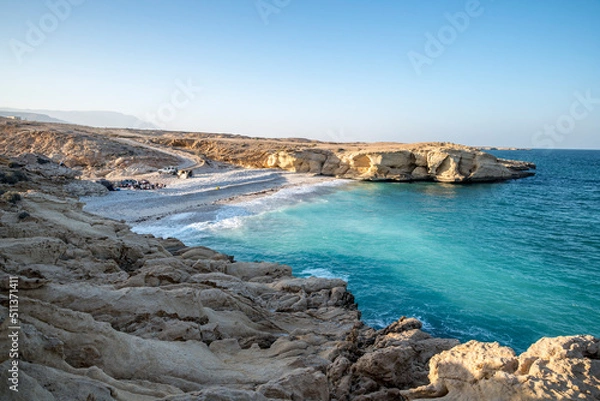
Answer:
1, 159, 596, 401
158, 138, 536, 183
0, 119, 535, 183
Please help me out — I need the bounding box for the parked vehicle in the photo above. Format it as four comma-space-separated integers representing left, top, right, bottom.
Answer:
158, 166, 178, 174
177, 169, 193, 179
119, 179, 138, 188
117, 179, 165, 190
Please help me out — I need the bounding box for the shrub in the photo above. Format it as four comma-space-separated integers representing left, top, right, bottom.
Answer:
1, 191, 21, 204
0, 170, 28, 184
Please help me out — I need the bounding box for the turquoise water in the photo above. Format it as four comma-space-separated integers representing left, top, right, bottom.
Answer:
140, 150, 600, 353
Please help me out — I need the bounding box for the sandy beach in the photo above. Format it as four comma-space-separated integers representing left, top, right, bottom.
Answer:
2, 119, 598, 401
82, 166, 341, 231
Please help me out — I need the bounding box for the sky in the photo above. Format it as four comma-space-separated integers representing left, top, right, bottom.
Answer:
1, 0, 599, 149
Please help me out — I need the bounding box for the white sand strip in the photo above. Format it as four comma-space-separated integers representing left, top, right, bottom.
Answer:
82, 167, 339, 225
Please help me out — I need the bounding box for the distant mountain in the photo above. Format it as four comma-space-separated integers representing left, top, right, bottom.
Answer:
0, 108, 157, 129
0, 110, 66, 123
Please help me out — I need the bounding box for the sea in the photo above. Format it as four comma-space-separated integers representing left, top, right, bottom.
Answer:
134, 149, 600, 353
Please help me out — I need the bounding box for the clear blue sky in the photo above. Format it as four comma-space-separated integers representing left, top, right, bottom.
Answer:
1, 0, 599, 148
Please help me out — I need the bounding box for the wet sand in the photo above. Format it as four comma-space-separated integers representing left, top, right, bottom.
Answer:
82, 167, 338, 227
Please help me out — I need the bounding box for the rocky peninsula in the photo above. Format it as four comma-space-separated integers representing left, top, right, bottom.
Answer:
0, 119, 535, 183
0, 119, 598, 400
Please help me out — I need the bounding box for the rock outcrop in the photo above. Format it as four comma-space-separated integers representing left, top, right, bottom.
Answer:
0, 119, 180, 179
154, 138, 535, 183
262, 147, 535, 183
402, 336, 600, 400
0, 157, 360, 400
2, 158, 595, 401
0, 118, 535, 183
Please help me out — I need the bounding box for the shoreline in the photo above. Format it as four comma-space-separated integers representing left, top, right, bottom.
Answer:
2, 153, 598, 400
82, 167, 343, 226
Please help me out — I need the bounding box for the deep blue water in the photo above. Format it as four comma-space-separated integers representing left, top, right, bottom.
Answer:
137, 150, 600, 353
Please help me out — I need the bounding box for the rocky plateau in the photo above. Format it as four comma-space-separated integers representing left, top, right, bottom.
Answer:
0, 119, 535, 183
0, 119, 597, 400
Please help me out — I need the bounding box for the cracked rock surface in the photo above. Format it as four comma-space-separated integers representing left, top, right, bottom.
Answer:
0, 156, 597, 401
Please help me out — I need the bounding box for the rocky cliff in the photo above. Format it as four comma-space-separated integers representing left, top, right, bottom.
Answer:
155, 138, 536, 183
0, 156, 597, 400
0, 119, 535, 183
0, 120, 180, 179
263, 146, 535, 183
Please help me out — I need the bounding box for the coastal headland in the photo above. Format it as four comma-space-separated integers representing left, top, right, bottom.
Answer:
0, 118, 598, 400
0, 119, 535, 184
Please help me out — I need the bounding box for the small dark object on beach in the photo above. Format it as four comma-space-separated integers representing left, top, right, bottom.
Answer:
96, 179, 116, 191
118, 178, 165, 190
18, 211, 30, 220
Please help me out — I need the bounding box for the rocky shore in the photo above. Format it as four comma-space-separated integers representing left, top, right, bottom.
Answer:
0, 131, 598, 399
151, 137, 536, 183
0, 119, 535, 184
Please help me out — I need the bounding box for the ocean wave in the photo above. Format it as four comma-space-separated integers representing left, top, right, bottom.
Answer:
236, 179, 348, 210
298, 267, 349, 281
150, 179, 351, 238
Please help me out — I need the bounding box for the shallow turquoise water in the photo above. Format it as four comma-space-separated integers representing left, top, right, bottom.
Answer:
139, 150, 600, 352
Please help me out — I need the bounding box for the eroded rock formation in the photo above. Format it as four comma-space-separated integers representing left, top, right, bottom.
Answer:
2, 158, 596, 401
0, 120, 180, 178
0, 118, 535, 183
260, 146, 535, 182
402, 336, 600, 400
157, 138, 536, 183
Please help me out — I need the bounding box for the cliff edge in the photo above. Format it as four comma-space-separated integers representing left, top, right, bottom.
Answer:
0, 119, 535, 183
155, 138, 536, 183
0, 155, 597, 400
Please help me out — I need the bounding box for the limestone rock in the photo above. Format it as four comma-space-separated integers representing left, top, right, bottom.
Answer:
159, 388, 269, 401
188, 140, 536, 183
0, 152, 593, 401
64, 179, 109, 197
327, 317, 459, 400
402, 336, 600, 401
258, 368, 329, 401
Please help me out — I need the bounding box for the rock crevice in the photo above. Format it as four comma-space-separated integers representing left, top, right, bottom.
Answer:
1, 157, 595, 401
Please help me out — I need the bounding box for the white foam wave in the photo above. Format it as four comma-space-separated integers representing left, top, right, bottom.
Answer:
234, 179, 348, 213
299, 267, 349, 281
133, 178, 351, 242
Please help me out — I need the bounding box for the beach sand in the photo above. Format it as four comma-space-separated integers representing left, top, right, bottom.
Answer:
82, 166, 340, 231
